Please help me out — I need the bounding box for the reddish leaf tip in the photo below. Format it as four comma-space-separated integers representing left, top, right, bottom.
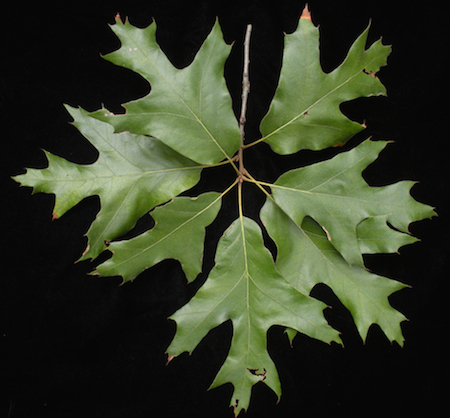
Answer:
301, 4, 312, 22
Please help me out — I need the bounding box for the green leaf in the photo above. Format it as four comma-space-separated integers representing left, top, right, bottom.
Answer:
14, 106, 202, 260
268, 139, 435, 267
97, 192, 222, 283
260, 18, 390, 154
261, 203, 409, 345
357, 215, 418, 254
167, 216, 341, 415
13, 7, 436, 414
90, 18, 241, 165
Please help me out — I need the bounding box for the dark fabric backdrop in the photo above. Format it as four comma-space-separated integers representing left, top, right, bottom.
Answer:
1, 1, 448, 417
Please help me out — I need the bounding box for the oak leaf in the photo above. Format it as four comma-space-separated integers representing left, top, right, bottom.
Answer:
13, 7, 435, 415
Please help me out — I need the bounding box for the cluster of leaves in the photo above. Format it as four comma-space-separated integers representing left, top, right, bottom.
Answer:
14, 7, 435, 415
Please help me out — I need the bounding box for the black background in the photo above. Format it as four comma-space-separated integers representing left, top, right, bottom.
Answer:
1, 1, 448, 417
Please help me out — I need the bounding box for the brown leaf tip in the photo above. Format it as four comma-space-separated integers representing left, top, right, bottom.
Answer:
115, 13, 128, 24
301, 4, 312, 22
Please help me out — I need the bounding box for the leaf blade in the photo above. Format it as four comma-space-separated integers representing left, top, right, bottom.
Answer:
14, 106, 203, 260
270, 139, 435, 267
357, 215, 418, 254
260, 18, 391, 154
97, 192, 222, 282
167, 217, 341, 414
261, 200, 409, 345
91, 19, 241, 165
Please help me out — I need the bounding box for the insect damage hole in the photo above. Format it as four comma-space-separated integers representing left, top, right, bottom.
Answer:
362, 68, 377, 78
247, 368, 267, 380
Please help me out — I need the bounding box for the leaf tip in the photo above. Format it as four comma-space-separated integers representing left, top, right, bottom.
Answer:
232, 399, 246, 417
114, 13, 127, 24
166, 354, 174, 365
300, 4, 312, 22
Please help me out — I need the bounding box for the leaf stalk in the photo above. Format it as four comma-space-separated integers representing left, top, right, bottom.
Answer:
237, 24, 252, 184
